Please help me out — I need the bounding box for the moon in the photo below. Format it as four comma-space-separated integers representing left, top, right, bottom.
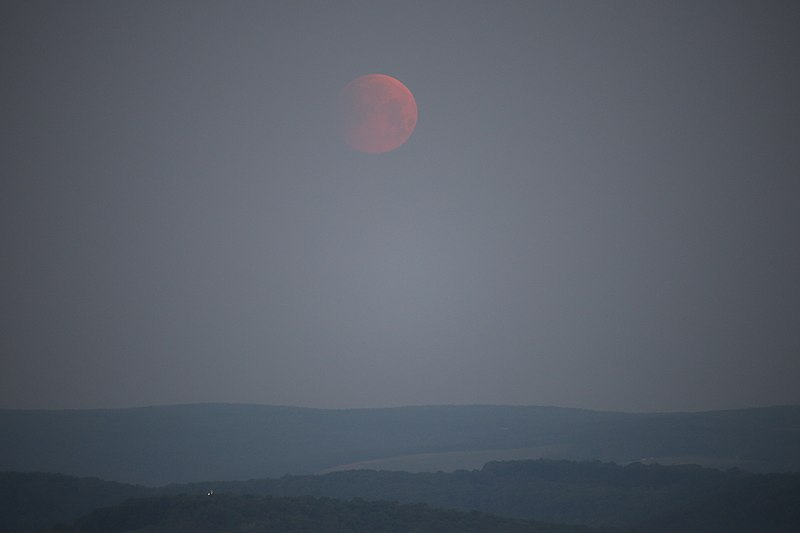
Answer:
339, 74, 418, 153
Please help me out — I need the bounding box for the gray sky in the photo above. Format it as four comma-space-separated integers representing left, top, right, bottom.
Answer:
2, 0, 799, 412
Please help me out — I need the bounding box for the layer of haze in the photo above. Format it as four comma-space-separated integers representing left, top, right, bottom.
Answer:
1, 1, 799, 411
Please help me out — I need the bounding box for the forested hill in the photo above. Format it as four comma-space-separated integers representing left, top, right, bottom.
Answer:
1, 403, 799, 484
52, 494, 609, 533
3, 460, 800, 532
168, 460, 800, 532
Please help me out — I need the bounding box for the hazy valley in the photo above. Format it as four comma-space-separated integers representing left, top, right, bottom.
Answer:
2, 404, 799, 485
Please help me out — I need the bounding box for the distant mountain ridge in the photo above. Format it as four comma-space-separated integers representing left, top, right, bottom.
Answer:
1, 403, 798, 485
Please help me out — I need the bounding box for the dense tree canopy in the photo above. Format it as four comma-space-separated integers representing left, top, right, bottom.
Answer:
3, 460, 800, 532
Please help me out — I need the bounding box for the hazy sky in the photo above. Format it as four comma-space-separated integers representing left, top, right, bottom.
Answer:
2, 1, 799, 412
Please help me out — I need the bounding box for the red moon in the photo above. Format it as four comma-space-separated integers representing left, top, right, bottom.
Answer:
339, 74, 418, 153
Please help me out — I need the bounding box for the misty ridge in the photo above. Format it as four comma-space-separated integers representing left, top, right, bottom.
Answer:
2, 404, 800, 485
2, 404, 800, 532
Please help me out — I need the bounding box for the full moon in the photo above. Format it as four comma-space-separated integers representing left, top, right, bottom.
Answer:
339, 74, 418, 153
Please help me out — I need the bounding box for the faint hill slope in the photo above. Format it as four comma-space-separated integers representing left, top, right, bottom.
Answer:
1, 404, 798, 485
0, 472, 148, 532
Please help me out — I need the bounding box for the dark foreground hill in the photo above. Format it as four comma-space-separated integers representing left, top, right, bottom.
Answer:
50, 494, 605, 533
3, 460, 800, 532
167, 460, 800, 532
0, 472, 149, 532
1, 404, 799, 484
